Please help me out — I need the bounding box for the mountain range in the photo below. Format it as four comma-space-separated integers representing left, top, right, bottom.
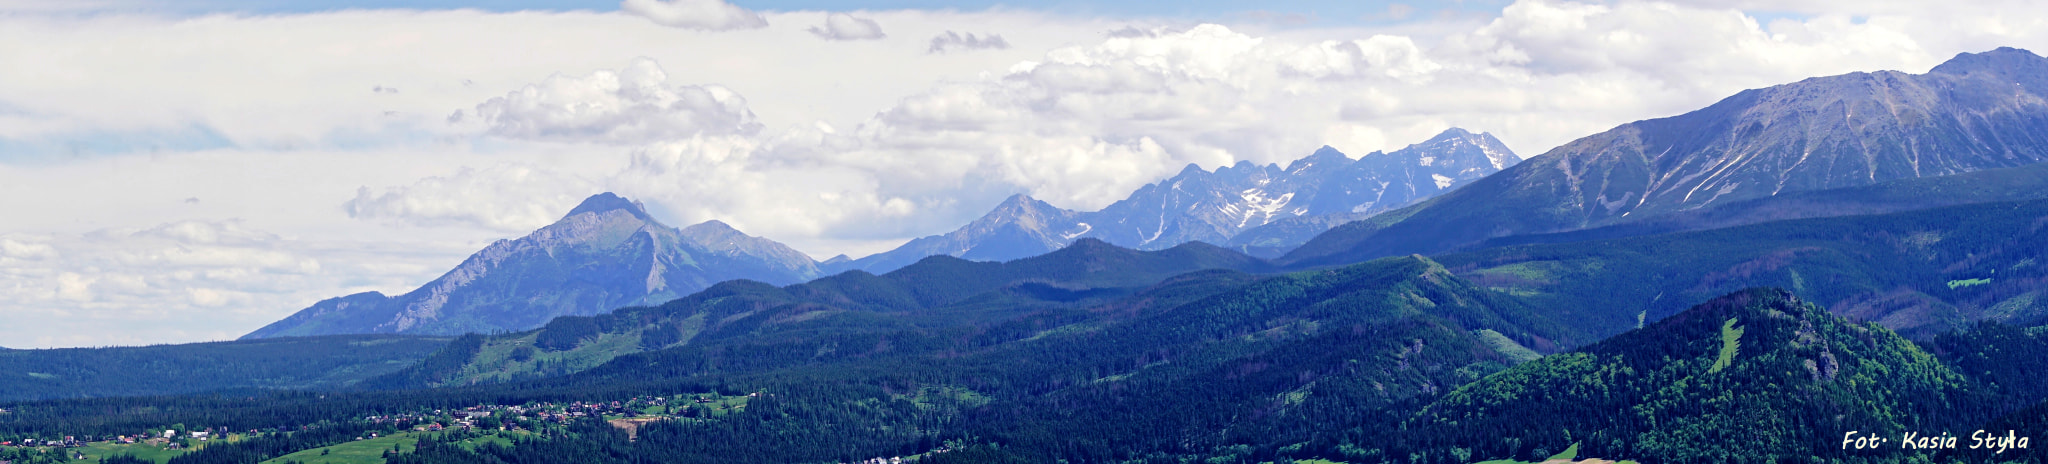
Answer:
248, 129, 1511, 338
246, 47, 2048, 354
828, 127, 1517, 274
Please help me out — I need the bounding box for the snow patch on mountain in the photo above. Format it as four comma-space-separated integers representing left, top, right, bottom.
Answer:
1062, 222, 1093, 240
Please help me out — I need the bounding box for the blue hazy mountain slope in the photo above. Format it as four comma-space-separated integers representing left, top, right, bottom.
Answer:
1285, 47, 2048, 268
243, 193, 823, 338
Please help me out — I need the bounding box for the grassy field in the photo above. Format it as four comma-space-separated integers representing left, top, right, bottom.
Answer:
898, 386, 990, 410
257, 430, 530, 464
1710, 318, 1743, 373
72, 434, 252, 464
1470, 443, 1640, 464
1948, 278, 1993, 289
632, 394, 752, 420
74, 442, 191, 464
1473, 329, 1543, 363
258, 432, 421, 464
61, 430, 534, 464
438, 313, 709, 387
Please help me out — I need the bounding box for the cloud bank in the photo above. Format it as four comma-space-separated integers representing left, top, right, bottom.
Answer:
929, 31, 1010, 53
808, 13, 887, 41
0, 220, 464, 348
619, 0, 768, 31
471, 58, 763, 144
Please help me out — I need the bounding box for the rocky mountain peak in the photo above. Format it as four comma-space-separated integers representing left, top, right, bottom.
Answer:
1404, 128, 1517, 168
993, 193, 1038, 208
677, 218, 820, 276
562, 192, 655, 223
678, 220, 745, 246
1285, 146, 1352, 172
247, 193, 824, 339
1930, 46, 2046, 78
981, 194, 1069, 226
680, 219, 738, 235
1427, 127, 1473, 139
1466, 133, 1517, 168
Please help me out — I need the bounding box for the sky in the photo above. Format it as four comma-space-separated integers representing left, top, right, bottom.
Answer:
2, 0, 2046, 348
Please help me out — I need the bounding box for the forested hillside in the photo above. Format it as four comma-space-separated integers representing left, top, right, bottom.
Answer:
1384, 288, 1986, 463
0, 254, 1570, 463
20, 287, 2041, 464
1439, 199, 2048, 340
355, 238, 1274, 389
0, 335, 448, 402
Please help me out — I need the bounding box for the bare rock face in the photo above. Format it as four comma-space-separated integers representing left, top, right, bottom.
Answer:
244, 193, 821, 338
1286, 47, 2048, 268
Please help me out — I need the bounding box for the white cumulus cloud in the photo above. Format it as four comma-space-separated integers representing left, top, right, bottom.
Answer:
928, 31, 1010, 53
619, 0, 768, 31
0, 220, 466, 348
0, 238, 58, 261
1280, 35, 1443, 81
344, 164, 602, 232
808, 13, 886, 41
472, 57, 763, 144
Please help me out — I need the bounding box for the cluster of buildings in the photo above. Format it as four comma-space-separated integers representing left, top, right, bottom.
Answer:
846, 443, 954, 464
0, 436, 82, 448
359, 394, 718, 432
0, 392, 767, 456
1, 426, 235, 451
